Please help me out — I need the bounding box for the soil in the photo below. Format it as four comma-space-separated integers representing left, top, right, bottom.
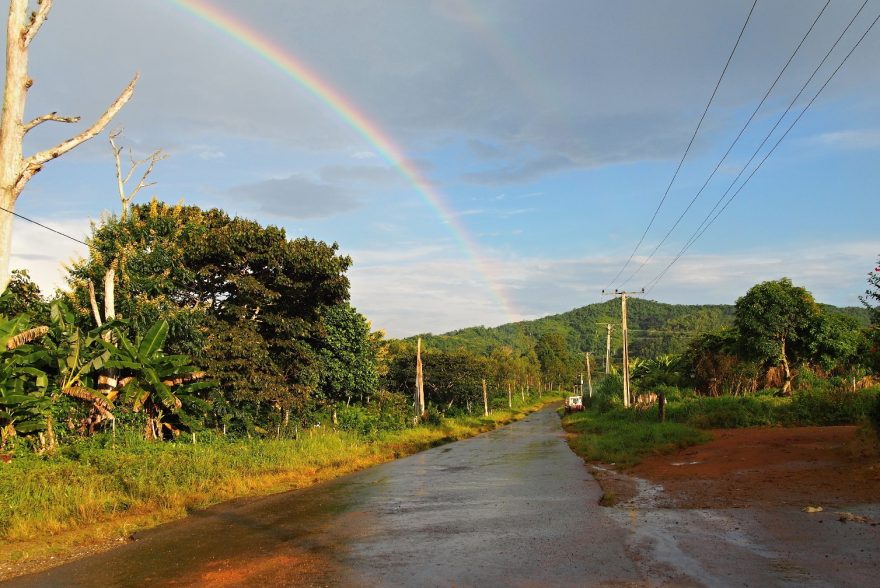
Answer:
596, 425, 880, 509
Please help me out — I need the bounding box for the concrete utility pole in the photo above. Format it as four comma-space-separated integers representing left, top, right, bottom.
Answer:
585, 352, 593, 398
596, 323, 614, 375
602, 289, 644, 408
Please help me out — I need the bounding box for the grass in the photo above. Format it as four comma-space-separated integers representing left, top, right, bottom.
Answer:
0, 393, 558, 570
562, 385, 880, 468
561, 408, 709, 467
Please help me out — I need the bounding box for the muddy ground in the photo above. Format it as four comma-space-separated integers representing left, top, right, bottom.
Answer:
594, 425, 880, 509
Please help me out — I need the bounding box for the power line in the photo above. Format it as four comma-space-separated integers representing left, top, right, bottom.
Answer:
646, 5, 880, 292
0, 205, 93, 249
604, 0, 759, 290
619, 0, 832, 288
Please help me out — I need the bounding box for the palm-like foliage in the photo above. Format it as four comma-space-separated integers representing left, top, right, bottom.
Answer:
103, 320, 213, 438
0, 314, 53, 445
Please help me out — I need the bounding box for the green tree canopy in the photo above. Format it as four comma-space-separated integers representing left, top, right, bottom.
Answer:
734, 278, 819, 394
67, 201, 352, 423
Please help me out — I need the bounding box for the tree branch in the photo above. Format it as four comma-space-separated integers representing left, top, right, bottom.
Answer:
23, 111, 80, 134
23, 0, 51, 48
110, 128, 165, 217
23, 72, 139, 170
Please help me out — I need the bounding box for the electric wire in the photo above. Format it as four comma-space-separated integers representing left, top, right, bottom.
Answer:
645, 6, 880, 292
604, 0, 759, 290
619, 0, 832, 288
0, 204, 93, 249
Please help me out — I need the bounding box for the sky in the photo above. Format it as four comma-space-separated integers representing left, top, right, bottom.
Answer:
7, 0, 880, 337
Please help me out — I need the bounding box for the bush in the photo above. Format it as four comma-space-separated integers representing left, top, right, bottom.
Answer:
335, 405, 376, 436
786, 387, 880, 426
588, 375, 623, 413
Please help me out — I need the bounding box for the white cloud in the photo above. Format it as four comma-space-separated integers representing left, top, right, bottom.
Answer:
809, 129, 880, 150
198, 150, 226, 160
10, 217, 90, 295
349, 240, 880, 338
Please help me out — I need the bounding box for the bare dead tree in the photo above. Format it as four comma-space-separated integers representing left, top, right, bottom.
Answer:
109, 129, 165, 219
0, 0, 138, 293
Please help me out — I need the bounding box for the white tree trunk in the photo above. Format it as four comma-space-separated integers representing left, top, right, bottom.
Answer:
0, 0, 137, 293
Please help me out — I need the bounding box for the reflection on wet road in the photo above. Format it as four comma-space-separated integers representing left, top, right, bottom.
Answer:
6, 408, 640, 586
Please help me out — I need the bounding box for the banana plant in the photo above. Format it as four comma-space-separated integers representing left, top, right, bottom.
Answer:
42, 302, 121, 434
0, 313, 54, 447
103, 319, 213, 439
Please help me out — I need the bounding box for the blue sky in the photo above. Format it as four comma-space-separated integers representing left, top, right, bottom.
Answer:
8, 0, 880, 336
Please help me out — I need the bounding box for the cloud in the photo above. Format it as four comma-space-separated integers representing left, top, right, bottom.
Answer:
809, 129, 880, 150
318, 164, 402, 185
227, 175, 360, 219
348, 240, 879, 337
198, 150, 226, 160
463, 154, 576, 184
9, 217, 90, 294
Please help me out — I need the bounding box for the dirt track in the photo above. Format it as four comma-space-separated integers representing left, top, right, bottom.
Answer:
610, 425, 880, 509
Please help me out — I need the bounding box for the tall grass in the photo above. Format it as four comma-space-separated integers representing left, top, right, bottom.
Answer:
0, 393, 558, 564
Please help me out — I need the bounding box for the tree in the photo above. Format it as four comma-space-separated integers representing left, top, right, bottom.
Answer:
862, 256, 880, 325
316, 303, 379, 407
0, 0, 138, 293
67, 202, 352, 424
734, 278, 819, 395
535, 332, 575, 388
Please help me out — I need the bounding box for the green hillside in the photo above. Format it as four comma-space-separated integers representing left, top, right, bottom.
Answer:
409, 299, 871, 362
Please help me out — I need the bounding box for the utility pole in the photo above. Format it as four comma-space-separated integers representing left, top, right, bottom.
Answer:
482, 378, 489, 416
585, 352, 593, 398
415, 338, 425, 418
596, 323, 614, 375
602, 289, 643, 408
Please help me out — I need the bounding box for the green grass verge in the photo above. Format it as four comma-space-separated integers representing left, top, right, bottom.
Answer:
0, 394, 558, 568
562, 408, 709, 467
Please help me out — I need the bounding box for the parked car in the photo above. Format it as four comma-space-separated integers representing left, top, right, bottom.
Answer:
564, 395, 584, 413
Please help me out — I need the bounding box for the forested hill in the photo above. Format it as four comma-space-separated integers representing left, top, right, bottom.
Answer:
408, 299, 871, 360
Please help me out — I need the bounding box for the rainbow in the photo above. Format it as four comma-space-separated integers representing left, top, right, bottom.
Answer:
166, 0, 520, 323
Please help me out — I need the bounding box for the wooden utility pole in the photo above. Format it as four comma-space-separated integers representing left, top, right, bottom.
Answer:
585, 352, 593, 398
482, 378, 489, 416
415, 338, 425, 418
602, 289, 643, 408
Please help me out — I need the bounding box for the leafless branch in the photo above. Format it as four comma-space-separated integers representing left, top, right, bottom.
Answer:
23, 0, 51, 48
23, 112, 80, 134
20, 73, 139, 182
110, 128, 165, 217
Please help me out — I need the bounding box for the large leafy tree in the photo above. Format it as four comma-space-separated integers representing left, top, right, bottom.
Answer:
67, 201, 351, 422
734, 278, 819, 395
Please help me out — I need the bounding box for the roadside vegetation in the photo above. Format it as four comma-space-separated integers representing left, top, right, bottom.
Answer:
0, 391, 557, 565
563, 268, 880, 467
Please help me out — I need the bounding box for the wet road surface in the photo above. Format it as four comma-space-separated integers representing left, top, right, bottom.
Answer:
7, 406, 879, 586
6, 408, 640, 587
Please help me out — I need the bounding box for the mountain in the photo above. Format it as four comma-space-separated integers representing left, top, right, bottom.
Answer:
408, 299, 871, 360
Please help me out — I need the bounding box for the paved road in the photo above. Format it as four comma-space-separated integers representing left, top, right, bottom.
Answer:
7, 407, 879, 586
6, 408, 640, 587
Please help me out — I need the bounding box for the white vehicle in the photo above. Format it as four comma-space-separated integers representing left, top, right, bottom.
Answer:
565, 395, 584, 413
